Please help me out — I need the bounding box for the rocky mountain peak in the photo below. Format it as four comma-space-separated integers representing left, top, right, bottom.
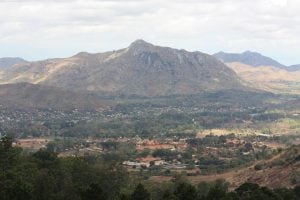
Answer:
128, 39, 155, 52
0, 40, 244, 96
130, 39, 152, 46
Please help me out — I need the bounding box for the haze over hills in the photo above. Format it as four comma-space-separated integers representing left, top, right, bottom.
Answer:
0, 57, 27, 69
0, 40, 245, 97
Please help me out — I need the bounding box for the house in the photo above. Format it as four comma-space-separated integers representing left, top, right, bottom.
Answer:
122, 161, 149, 168
136, 156, 165, 166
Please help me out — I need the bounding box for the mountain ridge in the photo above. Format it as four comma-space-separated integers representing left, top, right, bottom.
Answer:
213, 51, 287, 69
0, 57, 27, 69
288, 64, 300, 72
0, 40, 245, 97
226, 62, 300, 94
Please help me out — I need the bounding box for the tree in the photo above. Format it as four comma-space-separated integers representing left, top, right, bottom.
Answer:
274, 188, 297, 200
32, 149, 59, 169
131, 183, 150, 200
174, 182, 197, 200
206, 179, 228, 200
235, 182, 260, 199
294, 186, 300, 199
81, 183, 107, 200
234, 183, 278, 200
161, 189, 178, 200
0, 136, 21, 170
218, 135, 227, 144
197, 181, 212, 199
0, 174, 33, 200
0, 137, 33, 200
222, 192, 240, 200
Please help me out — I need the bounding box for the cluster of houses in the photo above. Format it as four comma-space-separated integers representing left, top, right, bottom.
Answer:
15, 138, 49, 150
121, 137, 193, 169
122, 156, 188, 170
135, 138, 187, 151
123, 159, 165, 168
11, 130, 288, 172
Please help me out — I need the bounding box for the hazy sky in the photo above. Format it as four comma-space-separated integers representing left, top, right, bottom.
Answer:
0, 0, 299, 65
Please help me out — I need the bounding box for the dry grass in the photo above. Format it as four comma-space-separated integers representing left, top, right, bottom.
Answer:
197, 128, 261, 138
150, 146, 300, 189
227, 62, 300, 94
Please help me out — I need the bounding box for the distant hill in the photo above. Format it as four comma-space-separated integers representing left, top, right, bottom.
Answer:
0, 40, 245, 97
0, 57, 27, 69
213, 51, 286, 69
213, 51, 300, 94
226, 62, 300, 94
0, 83, 111, 110
288, 64, 300, 72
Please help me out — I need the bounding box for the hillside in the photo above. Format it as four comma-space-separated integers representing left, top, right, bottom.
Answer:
230, 145, 300, 188
0, 40, 245, 97
289, 64, 300, 72
0, 83, 111, 110
209, 145, 300, 189
213, 51, 300, 94
0, 57, 27, 69
151, 145, 300, 189
214, 51, 286, 69
227, 62, 300, 94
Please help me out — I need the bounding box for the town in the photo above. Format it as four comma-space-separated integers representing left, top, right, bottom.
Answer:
14, 129, 295, 176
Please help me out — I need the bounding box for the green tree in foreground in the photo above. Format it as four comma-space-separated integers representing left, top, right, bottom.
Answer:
174, 182, 197, 200
131, 183, 150, 200
81, 183, 107, 200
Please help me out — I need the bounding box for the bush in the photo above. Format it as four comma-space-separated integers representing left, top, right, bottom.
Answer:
254, 163, 263, 171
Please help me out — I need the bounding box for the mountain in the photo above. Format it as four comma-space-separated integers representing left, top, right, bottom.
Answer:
213, 51, 300, 94
288, 64, 300, 72
214, 51, 300, 72
0, 57, 27, 69
0, 40, 244, 97
226, 62, 300, 94
213, 51, 286, 69
0, 83, 111, 110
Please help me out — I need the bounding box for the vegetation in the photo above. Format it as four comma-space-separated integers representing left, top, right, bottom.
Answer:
1, 90, 297, 139
0, 136, 299, 200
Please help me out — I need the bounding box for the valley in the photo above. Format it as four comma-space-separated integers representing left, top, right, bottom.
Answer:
2, 0, 300, 199
0, 41, 299, 199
